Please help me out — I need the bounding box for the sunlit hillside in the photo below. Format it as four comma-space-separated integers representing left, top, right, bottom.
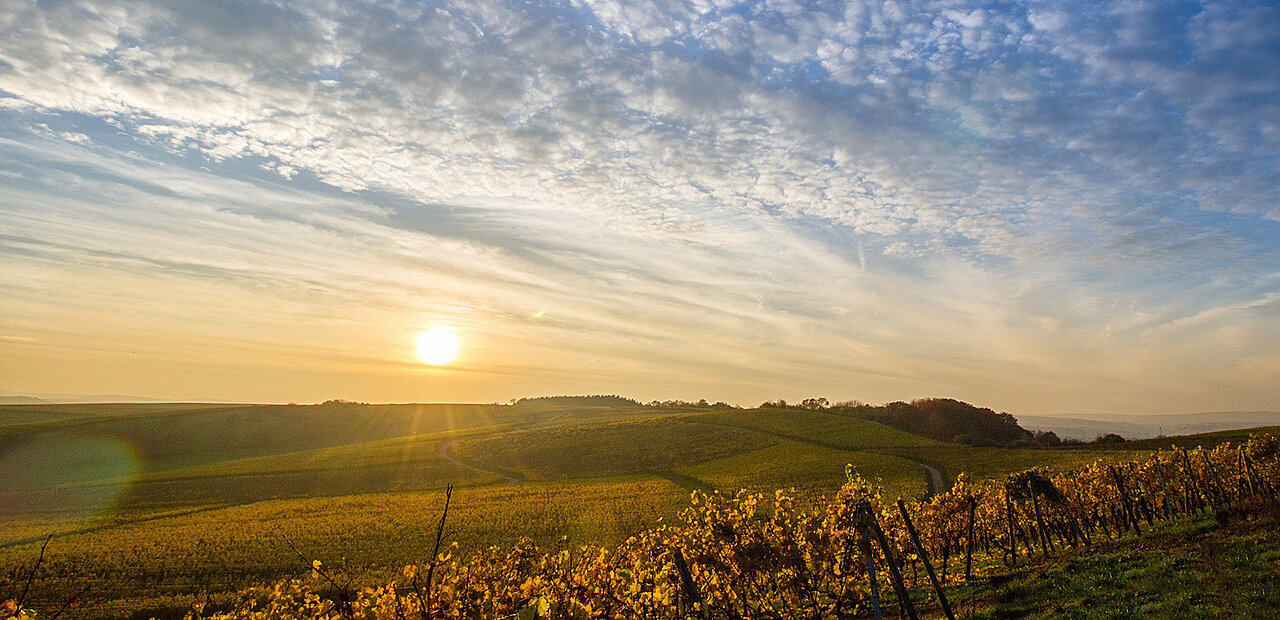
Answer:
4, 400, 1268, 616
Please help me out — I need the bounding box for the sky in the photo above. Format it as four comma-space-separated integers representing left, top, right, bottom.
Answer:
0, 0, 1278, 415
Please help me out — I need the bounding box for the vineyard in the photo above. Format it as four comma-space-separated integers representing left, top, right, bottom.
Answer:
3, 402, 1278, 618
7, 434, 1271, 618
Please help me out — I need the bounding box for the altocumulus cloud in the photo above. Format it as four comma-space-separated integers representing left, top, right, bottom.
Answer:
0, 0, 1277, 413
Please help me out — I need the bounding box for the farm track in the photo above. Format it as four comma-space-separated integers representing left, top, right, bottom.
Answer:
919, 462, 945, 495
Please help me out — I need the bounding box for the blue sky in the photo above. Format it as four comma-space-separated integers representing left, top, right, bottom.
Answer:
1, 0, 1278, 414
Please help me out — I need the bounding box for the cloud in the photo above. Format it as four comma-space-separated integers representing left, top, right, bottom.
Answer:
0, 0, 1277, 412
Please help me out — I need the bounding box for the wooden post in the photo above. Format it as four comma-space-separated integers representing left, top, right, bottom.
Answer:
1155, 459, 1175, 519
941, 537, 951, 584
858, 527, 883, 620
897, 499, 956, 620
1243, 451, 1269, 500
965, 495, 976, 581
1182, 449, 1209, 511
1109, 465, 1141, 536
1201, 451, 1227, 503
1126, 463, 1154, 525
1006, 489, 1017, 567
1059, 498, 1090, 547
1028, 480, 1050, 555
673, 547, 706, 620
1079, 500, 1096, 539
860, 501, 919, 620
1238, 449, 1257, 499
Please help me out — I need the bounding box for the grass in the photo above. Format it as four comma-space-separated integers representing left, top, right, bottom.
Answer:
452, 415, 776, 480
954, 507, 1280, 618
683, 408, 1120, 486
690, 408, 943, 450
677, 440, 929, 499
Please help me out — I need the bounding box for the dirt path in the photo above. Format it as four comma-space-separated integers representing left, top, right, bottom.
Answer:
436, 440, 520, 484
920, 462, 946, 496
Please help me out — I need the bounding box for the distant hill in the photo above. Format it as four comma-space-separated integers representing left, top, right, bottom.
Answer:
844, 398, 1034, 446
1020, 411, 1280, 440
0, 395, 48, 404
511, 395, 641, 409
0, 390, 181, 403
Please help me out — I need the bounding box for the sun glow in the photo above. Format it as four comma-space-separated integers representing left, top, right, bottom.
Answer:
415, 328, 461, 366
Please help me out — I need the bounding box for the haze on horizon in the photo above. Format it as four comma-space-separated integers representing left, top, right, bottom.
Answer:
1, 0, 1278, 416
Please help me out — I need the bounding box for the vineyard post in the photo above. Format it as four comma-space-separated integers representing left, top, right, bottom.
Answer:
857, 526, 884, 620
1055, 521, 1072, 549
1005, 489, 1017, 567
1237, 449, 1257, 499
897, 499, 956, 620
1027, 480, 1049, 556
859, 501, 918, 620
1252, 450, 1275, 500
1109, 465, 1141, 536
1141, 499, 1155, 526
1059, 495, 1090, 547
940, 538, 951, 584
1234, 449, 1248, 499
672, 547, 706, 620
1155, 458, 1175, 519
964, 495, 975, 582
1201, 451, 1227, 504
1126, 463, 1155, 526
1181, 449, 1209, 511
1181, 458, 1196, 513
1242, 450, 1269, 500
1078, 500, 1097, 540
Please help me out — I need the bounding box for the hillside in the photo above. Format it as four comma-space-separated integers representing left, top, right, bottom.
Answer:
2, 400, 1274, 617
848, 398, 1032, 446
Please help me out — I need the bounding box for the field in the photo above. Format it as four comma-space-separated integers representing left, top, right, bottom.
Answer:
0, 402, 1265, 617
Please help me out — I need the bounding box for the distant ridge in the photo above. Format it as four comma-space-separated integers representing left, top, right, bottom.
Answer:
0, 388, 238, 404
1021, 411, 1280, 440
0, 395, 48, 404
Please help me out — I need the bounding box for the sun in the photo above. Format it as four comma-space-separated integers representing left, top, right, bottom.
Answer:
415, 328, 461, 366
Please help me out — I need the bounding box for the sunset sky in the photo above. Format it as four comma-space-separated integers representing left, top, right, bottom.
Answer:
1, 0, 1278, 414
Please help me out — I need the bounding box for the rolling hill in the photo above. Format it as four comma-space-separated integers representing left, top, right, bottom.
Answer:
2, 400, 1274, 617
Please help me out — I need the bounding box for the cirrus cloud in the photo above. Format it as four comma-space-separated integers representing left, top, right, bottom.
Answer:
0, 0, 1277, 413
